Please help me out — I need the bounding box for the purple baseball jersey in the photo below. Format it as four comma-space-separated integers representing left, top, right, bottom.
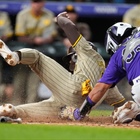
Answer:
99, 30, 140, 86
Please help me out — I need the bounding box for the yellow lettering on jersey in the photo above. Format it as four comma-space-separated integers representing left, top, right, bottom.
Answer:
0, 20, 4, 26
43, 19, 51, 26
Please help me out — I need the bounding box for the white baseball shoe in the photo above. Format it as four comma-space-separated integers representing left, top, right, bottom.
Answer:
0, 39, 19, 66
0, 104, 17, 118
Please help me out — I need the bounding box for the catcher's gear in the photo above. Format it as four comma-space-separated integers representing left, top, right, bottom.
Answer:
60, 106, 82, 121
112, 101, 140, 124
0, 104, 17, 118
0, 116, 22, 123
105, 22, 134, 55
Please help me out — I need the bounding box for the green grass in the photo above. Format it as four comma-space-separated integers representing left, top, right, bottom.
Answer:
90, 109, 112, 117
0, 123, 139, 140
0, 110, 139, 140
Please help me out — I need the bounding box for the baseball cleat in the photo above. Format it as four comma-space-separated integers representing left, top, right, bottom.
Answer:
0, 39, 12, 58
0, 39, 19, 66
0, 104, 17, 118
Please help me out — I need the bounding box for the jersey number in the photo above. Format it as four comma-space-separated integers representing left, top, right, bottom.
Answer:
123, 46, 140, 63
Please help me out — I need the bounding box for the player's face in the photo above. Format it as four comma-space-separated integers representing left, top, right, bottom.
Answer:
31, 1, 45, 13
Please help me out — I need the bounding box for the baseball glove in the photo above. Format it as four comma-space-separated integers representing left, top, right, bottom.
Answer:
112, 101, 140, 124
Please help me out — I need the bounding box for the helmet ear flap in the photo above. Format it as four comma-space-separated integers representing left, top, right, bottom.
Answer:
105, 32, 118, 55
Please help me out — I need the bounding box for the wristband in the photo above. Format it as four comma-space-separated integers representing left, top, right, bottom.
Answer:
79, 96, 96, 117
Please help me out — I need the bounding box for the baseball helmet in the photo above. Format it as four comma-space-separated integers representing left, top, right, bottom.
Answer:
105, 22, 135, 55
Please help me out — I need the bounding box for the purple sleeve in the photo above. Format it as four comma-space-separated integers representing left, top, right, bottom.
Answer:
99, 54, 125, 85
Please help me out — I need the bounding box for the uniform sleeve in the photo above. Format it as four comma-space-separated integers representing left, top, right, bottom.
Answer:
3, 12, 13, 37
99, 55, 125, 85
74, 35, 96, 58
15, 12, 26, 36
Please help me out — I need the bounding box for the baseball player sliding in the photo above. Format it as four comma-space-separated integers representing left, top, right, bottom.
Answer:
0, 12, 125, 121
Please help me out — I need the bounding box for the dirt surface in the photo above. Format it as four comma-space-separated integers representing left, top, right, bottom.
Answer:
22, 116, 140, 129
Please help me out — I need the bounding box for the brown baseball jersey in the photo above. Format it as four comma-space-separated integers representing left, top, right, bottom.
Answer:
13, 14, 125, 120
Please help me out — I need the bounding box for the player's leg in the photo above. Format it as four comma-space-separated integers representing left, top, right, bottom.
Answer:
0, 40, 86, 118
131, 76, 140, 106
111, 77, 140, 124
18, 48, 86, 106
0, 40, 84, 105
104, 86, 126, 108
112, 100, 140, 124
0, 98, 63, 120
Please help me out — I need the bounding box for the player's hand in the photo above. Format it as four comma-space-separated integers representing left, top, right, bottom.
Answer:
57, 12, 70, 19
60, 106, 82, 121
112, 101, 140, 124
0, 104, 17, 118
33, 37, 44, 45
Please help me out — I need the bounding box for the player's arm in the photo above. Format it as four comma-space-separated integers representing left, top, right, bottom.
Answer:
56, 12, 80, 45
60, 82, 112, 120
75, 82, 112, 120
61, 55, 119, 120
74, 57, 119, 119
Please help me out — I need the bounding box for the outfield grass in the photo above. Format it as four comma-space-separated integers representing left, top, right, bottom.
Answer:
0, 123, 139, 140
